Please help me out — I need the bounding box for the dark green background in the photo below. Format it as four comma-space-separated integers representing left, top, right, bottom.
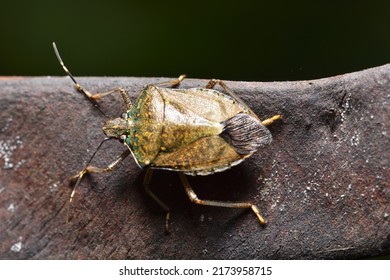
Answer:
1, 0, 389, 81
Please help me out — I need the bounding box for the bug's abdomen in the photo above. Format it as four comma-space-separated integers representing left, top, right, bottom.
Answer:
153, 105, 255, 174
152, 112, 272, 174
152, 135, 246, 175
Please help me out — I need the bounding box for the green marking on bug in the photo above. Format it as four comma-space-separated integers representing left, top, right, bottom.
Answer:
53, 42, 281, 232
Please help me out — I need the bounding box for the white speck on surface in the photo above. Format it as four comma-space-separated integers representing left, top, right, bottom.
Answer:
49, 181, 60, 193
10, 237, 23, 253
0, 136, 24, 169
200, 214, 204, 222
350, 133, 360, 146
14, 159, 26, 170
0, 186, 5, 193
384, 213, 389, 219
7, 203, 16, 212
1, 117, 13, 132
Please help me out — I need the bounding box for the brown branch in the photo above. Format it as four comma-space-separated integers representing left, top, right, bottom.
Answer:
0, 65, 389, 259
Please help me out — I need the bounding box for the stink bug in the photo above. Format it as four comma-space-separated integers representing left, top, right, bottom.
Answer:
53, 43, 281, 232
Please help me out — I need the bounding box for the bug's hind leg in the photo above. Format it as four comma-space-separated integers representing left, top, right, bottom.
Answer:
179, 173, 266, 225
143, 168, 171, 234
154, 74, 186, 88
261, 115, 282, 126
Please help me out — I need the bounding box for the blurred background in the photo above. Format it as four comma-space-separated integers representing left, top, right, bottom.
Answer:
0, 0, 389, 81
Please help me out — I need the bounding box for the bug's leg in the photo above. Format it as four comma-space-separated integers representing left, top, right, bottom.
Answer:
205, 79, 255, 114
67, 148, 131, 222
70, 149, 130, 182
154, 74, 186, 88
179, 173, 266, 225
206, 79, 282, 124
89, 88, 132, 110
261, 114, 282, 126
143, 168, 171, 233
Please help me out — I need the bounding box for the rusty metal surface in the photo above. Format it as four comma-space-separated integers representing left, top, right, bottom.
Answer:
0, 66, 389, 259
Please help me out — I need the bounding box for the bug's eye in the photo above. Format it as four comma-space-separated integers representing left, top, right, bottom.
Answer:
119, 135, 127, 143
121, 112, 127, 119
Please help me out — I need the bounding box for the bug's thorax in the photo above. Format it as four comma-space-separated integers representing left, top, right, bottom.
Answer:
103, 117, 133, 139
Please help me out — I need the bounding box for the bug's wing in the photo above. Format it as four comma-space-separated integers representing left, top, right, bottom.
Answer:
159, 88, 246, 122
151, 135, 247, 174
221, 113, 272, 155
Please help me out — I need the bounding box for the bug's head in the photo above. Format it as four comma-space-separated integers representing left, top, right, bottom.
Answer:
103, 113, 134, 143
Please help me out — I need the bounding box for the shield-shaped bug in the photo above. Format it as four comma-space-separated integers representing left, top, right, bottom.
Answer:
53, 43, 281, 232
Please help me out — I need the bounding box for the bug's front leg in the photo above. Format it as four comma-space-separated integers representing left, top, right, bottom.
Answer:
83, 87, 132, 111
179, 173, 266, 226
90, 74, 186, 111
153, 74, 186, 88
67, 149, 131, 222
90, 74, 187, 109
142, 168, 171, 233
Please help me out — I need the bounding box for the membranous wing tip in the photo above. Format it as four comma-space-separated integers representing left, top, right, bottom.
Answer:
221, 113, 272, 155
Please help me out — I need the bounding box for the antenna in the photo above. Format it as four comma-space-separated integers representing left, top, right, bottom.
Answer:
52, 42, 108, 118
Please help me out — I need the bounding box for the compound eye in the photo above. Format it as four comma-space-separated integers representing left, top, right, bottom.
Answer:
119, 135, 127, 143
121, 112, 127, 119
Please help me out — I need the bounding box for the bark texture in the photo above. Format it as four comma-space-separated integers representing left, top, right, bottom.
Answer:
0, 65, 389, 259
